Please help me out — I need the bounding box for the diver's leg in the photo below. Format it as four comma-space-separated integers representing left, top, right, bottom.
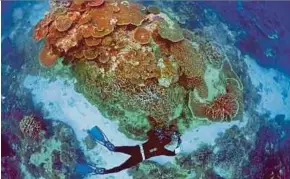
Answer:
114, 145, 139, 155
104, 155, 142, 174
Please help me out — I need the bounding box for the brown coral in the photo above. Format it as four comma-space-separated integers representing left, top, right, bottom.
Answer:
178, 74, 202, 90
83, 48, 98, 60
39, 44, 59, 67
55, 15, 73, 32
133, 27, 151, 45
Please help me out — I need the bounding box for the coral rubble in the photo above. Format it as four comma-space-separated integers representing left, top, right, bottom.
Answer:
33, 0, 243, 139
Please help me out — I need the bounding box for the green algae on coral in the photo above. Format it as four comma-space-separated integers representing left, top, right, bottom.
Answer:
29, 138, 62, 170
157, 20, 184, 42
128, 161, 188, 179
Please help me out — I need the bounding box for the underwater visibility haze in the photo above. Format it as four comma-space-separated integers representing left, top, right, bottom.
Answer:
1, 0, 290, 179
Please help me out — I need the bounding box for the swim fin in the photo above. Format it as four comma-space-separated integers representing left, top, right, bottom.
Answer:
75, 163, 105, 176
87, 126, 115, 151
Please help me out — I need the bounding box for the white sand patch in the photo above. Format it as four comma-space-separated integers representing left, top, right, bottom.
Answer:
23, 75, 138, 179
244, 55, 290, 118
181, 119, 246, 153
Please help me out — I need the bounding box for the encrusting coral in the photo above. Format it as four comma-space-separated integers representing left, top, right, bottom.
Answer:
33, 0, 243, 138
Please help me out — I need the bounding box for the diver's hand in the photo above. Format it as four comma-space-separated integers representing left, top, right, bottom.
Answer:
174, 146, 181, 154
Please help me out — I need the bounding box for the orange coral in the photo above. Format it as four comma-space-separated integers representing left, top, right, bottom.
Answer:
67, 11, 81, 22
69, 2, 87, 12
73, 0, 85, 5
83, 48, 98, 60
88, 3, 118, 38
39, 44, 59, 67
55, 28, 80, 52
78, 11, 92, 25
33, 14, 55, 41
80, 25, 94, 38
55, 15, 73, 32
133, 27, 151, 45
115, 2, 146, 26
85, 37, 102, 46
87, 0, 105, 7
33, 23, 48, 41
101, 36, 113, 46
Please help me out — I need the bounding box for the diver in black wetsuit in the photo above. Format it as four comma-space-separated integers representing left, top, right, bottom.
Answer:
102, 126, 182, 174
82, 125, 182, 175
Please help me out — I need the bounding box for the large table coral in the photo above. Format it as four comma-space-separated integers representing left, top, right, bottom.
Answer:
33, 0, 243, 139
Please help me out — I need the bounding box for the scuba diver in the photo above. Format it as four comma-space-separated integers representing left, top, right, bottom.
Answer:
76, 124, 182, 176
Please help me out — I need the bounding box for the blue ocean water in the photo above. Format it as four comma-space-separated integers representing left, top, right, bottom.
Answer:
202, 1, 290, 76
1, 1, 290, 178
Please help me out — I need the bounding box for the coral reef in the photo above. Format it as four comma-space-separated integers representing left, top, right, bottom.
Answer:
33, 0, 244, 139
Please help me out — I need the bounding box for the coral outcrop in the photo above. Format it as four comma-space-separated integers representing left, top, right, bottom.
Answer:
34, 0, 244, 139
23, 120, 82, 179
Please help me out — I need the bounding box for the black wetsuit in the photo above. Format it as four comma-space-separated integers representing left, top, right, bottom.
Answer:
104, 130, 177, 174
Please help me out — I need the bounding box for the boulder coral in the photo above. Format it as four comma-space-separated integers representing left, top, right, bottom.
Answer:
34, 0, 244, 138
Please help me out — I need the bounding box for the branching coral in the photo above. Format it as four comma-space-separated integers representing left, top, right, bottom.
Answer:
200, 41, 224, 69
19, 115, 45, 138
205, 93, 239, 121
